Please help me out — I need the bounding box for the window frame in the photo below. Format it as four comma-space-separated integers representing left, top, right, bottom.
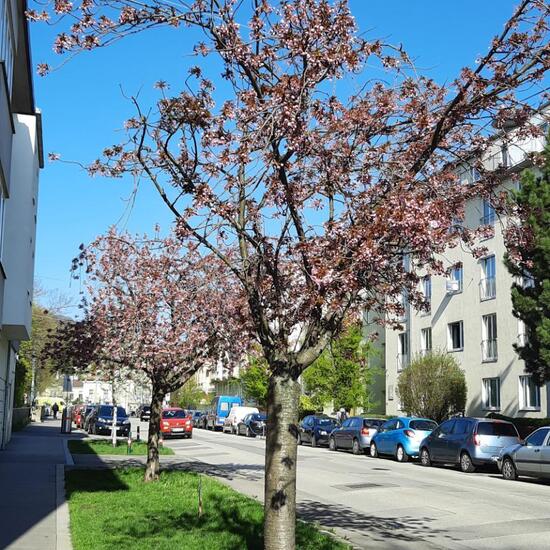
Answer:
448, 321, 464, 352
518, 375, 540, 411
482, 377, 501, 410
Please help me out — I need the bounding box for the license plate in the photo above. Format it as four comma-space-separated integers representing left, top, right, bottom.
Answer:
172, 428, 184, 432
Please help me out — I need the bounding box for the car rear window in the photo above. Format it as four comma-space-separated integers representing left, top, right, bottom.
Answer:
99, 406, 127, 417
251, 414, 267, 421
363, 419, 383, 428
477, 422, 518, 437
410, 420, 437, 431
317, 418, 336, 426
162, 410, 187, 419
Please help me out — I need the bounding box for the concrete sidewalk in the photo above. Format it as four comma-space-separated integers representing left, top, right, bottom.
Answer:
0, 420, 73, 550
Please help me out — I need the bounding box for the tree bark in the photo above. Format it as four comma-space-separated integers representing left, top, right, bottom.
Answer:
144, 386, 164, 482
263, 371, 301, 550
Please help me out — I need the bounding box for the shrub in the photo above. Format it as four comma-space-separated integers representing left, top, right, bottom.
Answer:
397, 352, 467, 423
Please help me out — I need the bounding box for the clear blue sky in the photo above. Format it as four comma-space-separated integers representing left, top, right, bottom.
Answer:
30, 0, 521, 311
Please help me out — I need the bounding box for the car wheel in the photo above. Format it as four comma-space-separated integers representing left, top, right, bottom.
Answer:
502, 457, 517, 481
370, 442, 378, 458
420, 448, 432, 467
352, 439, 361, 456
311, 435, 318, 447
460, 452, 476, 473
297, 433, 302, 446
329, 437, 337, 451
396, 444, 409, 463
188, 433, 193, 439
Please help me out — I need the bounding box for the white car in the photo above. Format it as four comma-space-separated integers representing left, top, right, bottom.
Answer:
223, 406, 259, 434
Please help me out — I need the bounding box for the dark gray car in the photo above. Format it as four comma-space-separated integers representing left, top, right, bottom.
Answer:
420, 417, 520, 472
329, 417, 385, 455
498, 426, 550, 481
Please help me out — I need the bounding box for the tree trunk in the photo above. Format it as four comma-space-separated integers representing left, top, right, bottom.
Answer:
144, 386, 164, 482
263, 372, 301, 550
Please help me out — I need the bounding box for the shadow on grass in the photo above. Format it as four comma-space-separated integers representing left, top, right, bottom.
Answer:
66, 469, 130, 495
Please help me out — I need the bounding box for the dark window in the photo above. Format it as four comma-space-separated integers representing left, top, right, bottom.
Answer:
350, 418, 362, 428
162, 410, 187, 419
396, 420, 405, 429
363, 419, 383, 428
316, 418, 336, 426
251, 414, 266, 421
382, 420, 397, 431
526, 428, 550, 447
410, 420, 438, 431
341, 419, 352, 428
438, 420, 455, 436
452, 419, 470, 435
477, 422, 518, 437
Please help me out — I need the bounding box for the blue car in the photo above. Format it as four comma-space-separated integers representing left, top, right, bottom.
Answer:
370, 417, 438, 462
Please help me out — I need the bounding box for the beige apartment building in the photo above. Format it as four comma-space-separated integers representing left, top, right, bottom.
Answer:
380, 118, 549, 419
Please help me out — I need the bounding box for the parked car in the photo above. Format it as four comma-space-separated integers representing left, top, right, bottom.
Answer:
223, 406, 259, 434
298, 415, 339, 447
86, 405, 131, 436
196, 411, 209, 429
419, 417, 520, 472
371, 417, 437, 462
82, 405, 97, 431
137, 405, 151, 422
237, 413, 267, 437
160, 408, 193, 438
189, 411, 204, 427
497, 425, 550, 480
329, 417, 385, 455
205, 395, 243, 430
73, 405, 94, 429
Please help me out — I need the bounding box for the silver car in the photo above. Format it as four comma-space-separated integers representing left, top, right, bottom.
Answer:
498, 426, 550, 481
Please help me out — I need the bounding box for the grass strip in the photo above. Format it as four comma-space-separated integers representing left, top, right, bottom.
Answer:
68, 439, 174, 456
66, 468, 349, 550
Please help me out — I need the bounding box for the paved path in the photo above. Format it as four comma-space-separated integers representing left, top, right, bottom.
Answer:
0, 420, 73, 550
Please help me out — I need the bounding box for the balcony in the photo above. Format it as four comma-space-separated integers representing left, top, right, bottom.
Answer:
479, 277, 496, 301
397, 354, 409, 372
481, 339, 498, 362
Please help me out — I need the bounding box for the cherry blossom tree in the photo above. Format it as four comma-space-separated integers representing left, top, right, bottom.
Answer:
47, 229, 249, 480
34, 0, 550, 546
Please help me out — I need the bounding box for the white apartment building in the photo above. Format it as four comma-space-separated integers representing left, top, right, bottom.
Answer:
380, 117, 549, 419
0, 0, 43, 449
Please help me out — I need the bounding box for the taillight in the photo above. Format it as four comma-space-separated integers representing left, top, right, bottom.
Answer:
404, 430, 414, 438
473, 433, 481, 446
361, 428, 370, 436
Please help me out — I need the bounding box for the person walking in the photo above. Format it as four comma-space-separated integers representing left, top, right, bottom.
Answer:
52, 402, 59, 420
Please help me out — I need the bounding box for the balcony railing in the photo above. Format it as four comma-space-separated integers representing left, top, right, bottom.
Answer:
481, 339, 498, 362
397, 354, 408, 371
479, 277, 496, 301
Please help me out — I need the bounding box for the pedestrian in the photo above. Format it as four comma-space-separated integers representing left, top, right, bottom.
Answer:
338, 407, 347, 423
52, 402, 59, 420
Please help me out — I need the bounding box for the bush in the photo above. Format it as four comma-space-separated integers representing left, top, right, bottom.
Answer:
397, 352, 467, 423
487, 412, 550, 439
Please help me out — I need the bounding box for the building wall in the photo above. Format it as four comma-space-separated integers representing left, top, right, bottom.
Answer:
384, 152, 549, 420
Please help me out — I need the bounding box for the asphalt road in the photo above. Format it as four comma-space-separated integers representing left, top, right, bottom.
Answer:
125, 419, 550, 549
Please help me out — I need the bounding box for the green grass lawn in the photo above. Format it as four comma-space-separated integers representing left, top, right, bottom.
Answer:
68, 439, 174, 456
66, 469, 349, 550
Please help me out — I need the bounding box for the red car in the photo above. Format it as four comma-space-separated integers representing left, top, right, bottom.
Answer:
160, 408, 193, 438
72, 405, 86, 428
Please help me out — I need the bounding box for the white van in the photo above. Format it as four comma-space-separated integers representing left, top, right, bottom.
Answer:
223, 406, 259, 434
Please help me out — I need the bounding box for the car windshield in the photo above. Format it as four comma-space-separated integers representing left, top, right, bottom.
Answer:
477, 422, 518, 437
316, 418, 336, 426
98, 406, 127, 418
410, 420, 438, 431
193, 412, 202, 417
143, 406, 151, 412
162, 410, 187, 419
251, 414, 267, 421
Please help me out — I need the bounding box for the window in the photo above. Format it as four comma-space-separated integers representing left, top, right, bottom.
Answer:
397, 333, 408, 370
517, 320, 528, 346
481, 200, 495, 225
453, 419, 471, 435
421, 328, 432, 355
0, 0, 16, 95
446, 263, 463, 293
470, 166, 481, 182
482, 378, 500, 410
448, 321, 464, 351
477, 421, 517, 437
501, 144, 510, 167
525, 428, 550, 447
422, 276, 432, 312
481, 314, 498, 361
341, 419, 352, 428
480, 255, 496, 300
438, 420, 455, 436
519, 376, 540, 410
409, 420, 438, 431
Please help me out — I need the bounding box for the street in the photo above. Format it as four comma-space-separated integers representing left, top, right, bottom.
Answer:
124, 419, 550, 550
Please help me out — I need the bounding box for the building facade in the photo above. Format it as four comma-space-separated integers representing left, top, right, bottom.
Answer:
379, 121, 549, 419
0, 0, 42, 448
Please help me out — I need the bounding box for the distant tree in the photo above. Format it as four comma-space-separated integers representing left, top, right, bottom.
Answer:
172, 378, 206, 410
14, 358, 31, 407
505, 135, 550, 384
240, 357, 269, 410
303, 324, 371, 412
397, 352, 467, 423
